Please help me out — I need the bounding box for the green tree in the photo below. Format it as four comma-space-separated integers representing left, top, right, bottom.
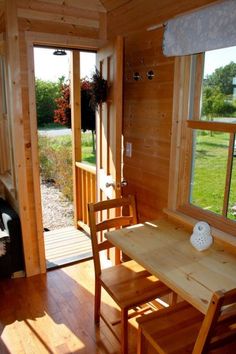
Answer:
35, 79, 60, 126
204, 61, 236, 96
54, 79, 96, 152
202, 86, 235, 118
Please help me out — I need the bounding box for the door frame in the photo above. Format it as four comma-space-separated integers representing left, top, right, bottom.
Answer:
26, 31, 106, 272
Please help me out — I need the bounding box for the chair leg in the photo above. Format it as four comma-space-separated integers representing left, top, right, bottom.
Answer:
94, 280, 101, 324
137, 325, 146, 354
121, 309, 128, 354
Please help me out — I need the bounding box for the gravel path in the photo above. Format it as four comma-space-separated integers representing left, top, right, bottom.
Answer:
41, 182, 73, 230
38, 128, 71, 137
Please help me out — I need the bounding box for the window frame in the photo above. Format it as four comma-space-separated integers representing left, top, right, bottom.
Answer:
168, 54, 236, 237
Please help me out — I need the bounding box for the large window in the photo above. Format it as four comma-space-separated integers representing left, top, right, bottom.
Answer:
190, 130, 230, 216
171, 48, 236, 235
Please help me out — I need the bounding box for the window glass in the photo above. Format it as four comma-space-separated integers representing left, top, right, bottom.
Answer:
200, 46, 236, 124
190, 130, 229, 214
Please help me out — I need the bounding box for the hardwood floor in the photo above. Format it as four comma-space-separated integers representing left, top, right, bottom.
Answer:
0, 260, 137, 354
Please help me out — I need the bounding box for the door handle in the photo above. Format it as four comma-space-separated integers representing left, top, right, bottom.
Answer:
106, 180, 128, 189
120, 180, 128, 187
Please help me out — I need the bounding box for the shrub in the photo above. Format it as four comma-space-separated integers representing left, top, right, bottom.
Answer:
54, 83, 71, 128
38, 132, 95, 201
38, 135, 73, 201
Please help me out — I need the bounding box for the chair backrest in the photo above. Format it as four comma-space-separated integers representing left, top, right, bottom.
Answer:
193, 288, 236, 353
88, 195, 138, 277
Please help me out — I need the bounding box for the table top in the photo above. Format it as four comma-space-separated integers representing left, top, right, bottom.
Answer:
105, 218, 236, 314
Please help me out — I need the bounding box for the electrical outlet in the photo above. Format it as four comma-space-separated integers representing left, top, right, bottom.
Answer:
125, 142, 132, 157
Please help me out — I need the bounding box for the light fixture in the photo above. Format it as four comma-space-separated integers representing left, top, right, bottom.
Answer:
53, 49, 67, 56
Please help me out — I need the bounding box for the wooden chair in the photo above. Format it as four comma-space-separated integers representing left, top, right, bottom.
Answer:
88, 195, 172, 354
137, 288, 236, 353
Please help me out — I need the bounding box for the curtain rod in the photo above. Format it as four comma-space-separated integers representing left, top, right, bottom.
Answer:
146, 23, 164, 31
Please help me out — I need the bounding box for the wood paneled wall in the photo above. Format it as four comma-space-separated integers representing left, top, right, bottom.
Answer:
1, 0, 224, 276
114, 0, 219, 221
123, 28, 174, 221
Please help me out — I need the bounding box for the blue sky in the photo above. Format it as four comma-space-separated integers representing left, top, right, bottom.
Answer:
34, 45, 236, 82
204, 46, 236, 77
34, 47, 96, 82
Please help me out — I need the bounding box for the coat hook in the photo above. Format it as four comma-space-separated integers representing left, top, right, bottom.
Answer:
133, 72, 141, 81
147, 70, 155, 80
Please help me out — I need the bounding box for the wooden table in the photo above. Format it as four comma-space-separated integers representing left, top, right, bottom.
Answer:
105, 218, 236, 314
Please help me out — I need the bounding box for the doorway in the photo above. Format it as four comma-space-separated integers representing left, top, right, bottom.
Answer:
33, 46, 96, 269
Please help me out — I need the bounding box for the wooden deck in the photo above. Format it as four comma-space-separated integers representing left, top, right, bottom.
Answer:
44, 227, 93, 269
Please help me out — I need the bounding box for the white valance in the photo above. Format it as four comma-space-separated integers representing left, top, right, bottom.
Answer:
163, 0, 236, 57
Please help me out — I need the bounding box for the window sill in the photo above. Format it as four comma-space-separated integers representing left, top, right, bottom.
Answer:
164, 208, 236, 255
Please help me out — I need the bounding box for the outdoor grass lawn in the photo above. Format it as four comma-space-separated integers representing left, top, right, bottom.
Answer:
81, 132, 96, 164
191, 131, 236, 220
39, 131, 95, 166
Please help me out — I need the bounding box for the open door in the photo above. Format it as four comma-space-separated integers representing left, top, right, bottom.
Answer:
96, 37, 124, 264
96, 36, 123, 202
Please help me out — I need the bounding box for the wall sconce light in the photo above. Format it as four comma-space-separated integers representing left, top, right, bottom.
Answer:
133, 72, 141, 81
146, 70, 155, 80
53, 49, 67, 56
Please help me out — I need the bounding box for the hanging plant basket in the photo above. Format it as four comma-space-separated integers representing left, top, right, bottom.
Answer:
90, 68, 108, 110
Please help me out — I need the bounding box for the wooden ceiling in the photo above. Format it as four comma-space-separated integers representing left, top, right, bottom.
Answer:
2, 0, 216, 15
0, 0, 107, 15
99, 0, 131, 12
37, 0, 142, 13
0, 0, 220, 18
0, 0, 221, 35
103, 0, 219, 37
99, 0, 218, 14
35, 0, 106, 12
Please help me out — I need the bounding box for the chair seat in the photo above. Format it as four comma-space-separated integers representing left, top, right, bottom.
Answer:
100, 260, 170, 309
137, 300, 236, 353
137, 301, 203, 353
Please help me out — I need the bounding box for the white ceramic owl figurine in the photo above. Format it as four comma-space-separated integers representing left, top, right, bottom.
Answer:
190, 221, 213, 251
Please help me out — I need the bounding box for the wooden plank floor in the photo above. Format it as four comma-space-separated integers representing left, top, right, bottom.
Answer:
44, 227, 93, 269
0, 260, 138, 354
